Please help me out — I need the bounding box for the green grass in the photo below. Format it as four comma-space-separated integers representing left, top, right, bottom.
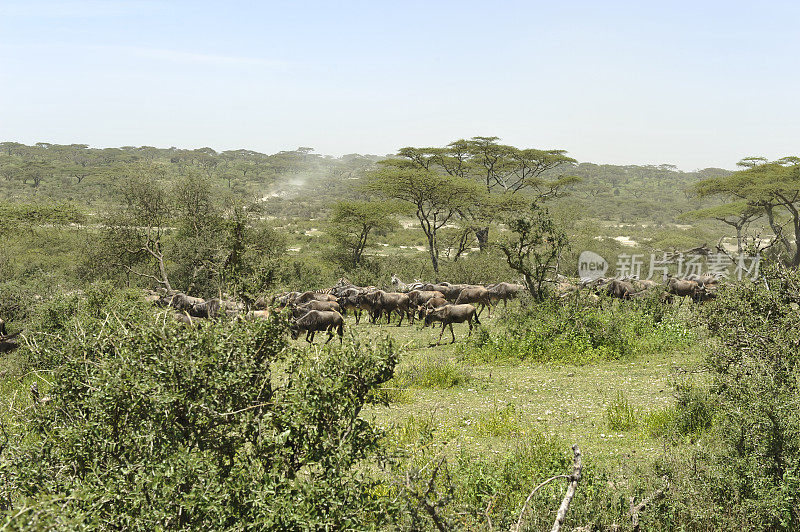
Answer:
319, 301, 711, 474
394, 354, 472, 389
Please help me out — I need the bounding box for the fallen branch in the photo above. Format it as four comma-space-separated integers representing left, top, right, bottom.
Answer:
513, 474, 570, 531
551, 444, 582, 532
629, 479, 669, 532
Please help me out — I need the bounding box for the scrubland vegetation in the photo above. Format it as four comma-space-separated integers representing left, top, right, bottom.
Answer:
1, 140, 799, 529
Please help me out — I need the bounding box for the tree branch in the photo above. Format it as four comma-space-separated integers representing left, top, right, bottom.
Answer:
551, 444, 582, 532
513, 474, 570, 532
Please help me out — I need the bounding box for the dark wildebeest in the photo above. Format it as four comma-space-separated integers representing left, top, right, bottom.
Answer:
331, 277, 357, 297
631, 279, 661, 291
454, 286, 493, 316
294, 291, 338, 305
421, 283, 468, 302
423, 304, 481, 345
486, 282, 524, 307
290, 310, 345, 344
297, 300, 342, 314
406, 290, 446, 307
417, 297, 449, 321
163, 292, 205, 312
272, 292, 300, 309
406, 290, 446, 323
358, 290, 412, 325
337, 293, 364, 323
664, 276, 702, 300
353, 290, 382, 324
629, 289, 674, 304
600, 279, 640, 300
189, 298, 223, 319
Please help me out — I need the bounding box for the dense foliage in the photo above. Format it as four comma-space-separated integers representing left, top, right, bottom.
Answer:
689, 265, 800, 529
0, 293, 399, 529
468, 295, 692, 364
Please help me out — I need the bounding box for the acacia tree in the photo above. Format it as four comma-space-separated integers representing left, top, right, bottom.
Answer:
694, 157, 800, 266
0, 155, 21, 182
499, 202, 569, 300
329, 200, 401, 268
108, 173, 176, 290
367, 165, 480, 274
685, 202, 762, 253
397, 137, 577, 249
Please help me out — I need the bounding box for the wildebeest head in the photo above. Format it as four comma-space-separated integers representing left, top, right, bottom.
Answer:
424, 308, 444, 327
289, 323, 300, 340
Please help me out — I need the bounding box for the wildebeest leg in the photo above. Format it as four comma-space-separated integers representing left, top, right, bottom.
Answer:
324, 325, 334, 345
306, 330, 313, 343
468, 318, 473, 336
355, 309, 361, 325
449, 323, 456, 344
436, 324, 445, 346
396, 309, 404, 327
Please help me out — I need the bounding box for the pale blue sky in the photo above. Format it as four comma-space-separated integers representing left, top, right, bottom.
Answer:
1, 1, 798, 169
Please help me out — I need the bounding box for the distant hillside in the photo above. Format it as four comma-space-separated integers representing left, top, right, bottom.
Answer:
0, 141, 732, 225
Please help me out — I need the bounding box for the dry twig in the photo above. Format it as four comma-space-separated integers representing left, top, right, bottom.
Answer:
550, 444, 582, 532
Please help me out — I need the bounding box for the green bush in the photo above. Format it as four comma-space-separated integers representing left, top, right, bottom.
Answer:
465, 297, 691, 365
0, 308, 399, 529
672, 381, 715, 437
650, 264, 800, 530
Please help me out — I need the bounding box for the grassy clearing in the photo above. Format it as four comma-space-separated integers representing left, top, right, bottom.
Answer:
315, 302, 711, 474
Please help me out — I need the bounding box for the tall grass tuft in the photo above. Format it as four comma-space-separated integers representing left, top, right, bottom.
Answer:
606, 391, 638, 431
394, 355, 471, 388
471, 403, 522, 437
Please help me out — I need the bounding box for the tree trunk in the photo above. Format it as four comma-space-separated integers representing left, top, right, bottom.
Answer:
475, 227, 489, 251
427, 233, 439, 274
736, 225, 743, 254
765, 205, 794, 265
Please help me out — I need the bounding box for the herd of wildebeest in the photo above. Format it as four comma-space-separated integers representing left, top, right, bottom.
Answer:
0, 272, 720, 352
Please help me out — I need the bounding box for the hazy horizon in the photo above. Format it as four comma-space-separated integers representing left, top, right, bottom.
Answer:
2, 1, 798, 171
0, 137, 746, 172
